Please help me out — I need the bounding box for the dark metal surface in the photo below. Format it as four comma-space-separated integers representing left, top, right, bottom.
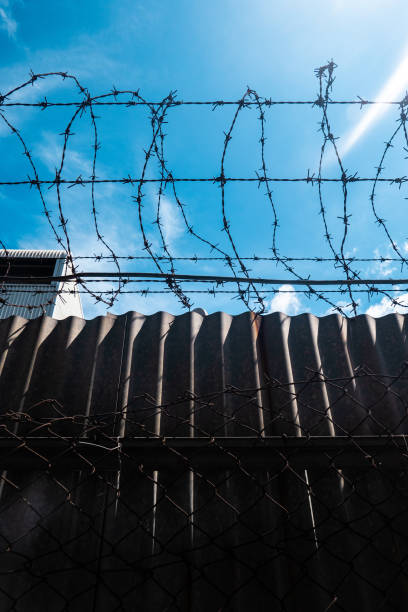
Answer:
3, 271, 408, 285
1, 310, 407, 433
1, 310, 408, 611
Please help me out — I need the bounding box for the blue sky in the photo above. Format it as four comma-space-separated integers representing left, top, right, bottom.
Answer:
1, 0, 408, 318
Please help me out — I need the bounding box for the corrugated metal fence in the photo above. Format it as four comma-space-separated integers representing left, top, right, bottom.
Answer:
0, 311, 408, 611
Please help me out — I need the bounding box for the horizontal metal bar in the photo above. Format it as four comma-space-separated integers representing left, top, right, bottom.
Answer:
0, 436, 407, 470
1, 272, 408, 286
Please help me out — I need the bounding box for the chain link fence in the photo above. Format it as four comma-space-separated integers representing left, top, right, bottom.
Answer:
1, 367, 408, 610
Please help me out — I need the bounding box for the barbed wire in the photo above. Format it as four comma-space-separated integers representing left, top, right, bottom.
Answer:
1, 98, 407, 107
1, 63, 408, 316
0, 175, 407, 186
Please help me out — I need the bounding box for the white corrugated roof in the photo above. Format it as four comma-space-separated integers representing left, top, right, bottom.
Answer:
0, 249, 66, 258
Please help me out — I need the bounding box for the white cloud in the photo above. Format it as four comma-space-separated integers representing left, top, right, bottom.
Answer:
366, 293, 408, 317
0, 6, 17, 38
370, 247, 395, 278
159, 195, 183, 248
269, 284, 302, 315
146, 193, 183, 255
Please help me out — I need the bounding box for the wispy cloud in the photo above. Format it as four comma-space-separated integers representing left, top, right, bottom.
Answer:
0, 6, 17, 38
159, 195, 183, 248
146, 193, 184, 255
34, 131, 92, 175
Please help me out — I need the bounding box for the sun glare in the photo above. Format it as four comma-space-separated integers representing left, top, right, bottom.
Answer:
340, 47, 408, 158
